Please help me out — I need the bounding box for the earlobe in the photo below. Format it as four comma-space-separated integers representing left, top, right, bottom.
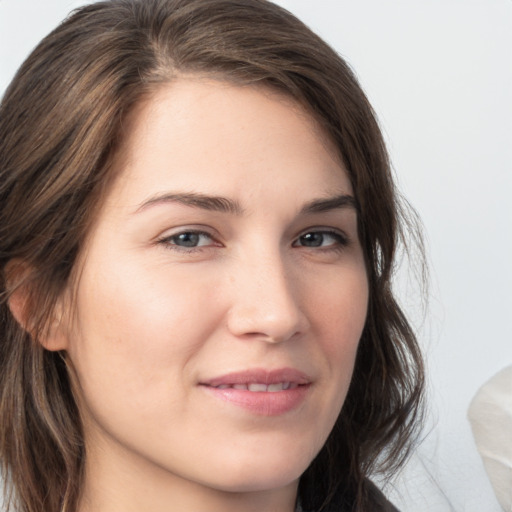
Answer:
5, 260, 70, 352
37, 298, 70, 352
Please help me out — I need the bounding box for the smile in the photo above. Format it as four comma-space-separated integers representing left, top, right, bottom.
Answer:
212, 382, 299, 391
200, 368, 311, 416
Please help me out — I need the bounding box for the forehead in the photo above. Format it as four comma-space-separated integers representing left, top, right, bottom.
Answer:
105, 77, 351, 213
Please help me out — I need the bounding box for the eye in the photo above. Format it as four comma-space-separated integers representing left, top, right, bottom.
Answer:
158, 230, 217, 250
293, 230, 348, 249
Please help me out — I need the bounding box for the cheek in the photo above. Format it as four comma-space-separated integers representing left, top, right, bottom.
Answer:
66, 253, 237, 426
313, 264, 368, 347
312, 266, 368, 400
72, 251, 213, 347
66, 259, 205, 412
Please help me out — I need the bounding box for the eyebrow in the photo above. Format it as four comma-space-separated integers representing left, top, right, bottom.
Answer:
134, 191, 357, 215
300, 194, 358, 214
135, 192, 244, 215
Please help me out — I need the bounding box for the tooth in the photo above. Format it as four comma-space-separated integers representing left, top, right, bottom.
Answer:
282, 382, 291, 390
233, 384, 248, 390
267, 383, 284, 392
248, 383, 267, 392
217, 384, 229, 389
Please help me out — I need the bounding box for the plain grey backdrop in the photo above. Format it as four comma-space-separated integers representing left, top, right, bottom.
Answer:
1, 1, 511, 511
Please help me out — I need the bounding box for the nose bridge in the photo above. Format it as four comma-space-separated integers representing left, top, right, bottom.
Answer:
226, 244, 305, 342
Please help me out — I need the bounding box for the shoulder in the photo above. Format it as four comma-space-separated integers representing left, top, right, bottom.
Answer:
363, 480, 400, 512
325, 480, 400, 512
298, 478, 400, 512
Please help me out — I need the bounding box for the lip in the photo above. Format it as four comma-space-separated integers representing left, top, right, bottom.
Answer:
199, 367, 312, 416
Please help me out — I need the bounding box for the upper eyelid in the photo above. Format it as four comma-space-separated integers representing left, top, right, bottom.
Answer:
156, 225, 349, 236
156, 225, 219, 241
295, 226, 349, 239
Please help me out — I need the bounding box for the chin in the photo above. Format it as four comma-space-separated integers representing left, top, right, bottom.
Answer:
203, 446, 313, 494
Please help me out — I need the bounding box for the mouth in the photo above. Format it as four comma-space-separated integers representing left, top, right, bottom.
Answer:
211, 382, 300, 392
200, 367, 311, 389
199, 368, 311, 416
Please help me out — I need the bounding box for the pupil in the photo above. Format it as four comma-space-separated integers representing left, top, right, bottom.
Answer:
176, 233, 199, 247
301, 232, 323, 247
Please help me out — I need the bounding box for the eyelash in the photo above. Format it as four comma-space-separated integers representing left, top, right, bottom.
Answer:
292, 230, 349, 251
157, 228, 349, 253
157, 230, 217, 253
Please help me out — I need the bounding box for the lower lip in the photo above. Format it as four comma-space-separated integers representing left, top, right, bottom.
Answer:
201, 385, 310, 416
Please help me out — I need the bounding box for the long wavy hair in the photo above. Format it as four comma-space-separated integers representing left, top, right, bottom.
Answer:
0, 1, 425, 511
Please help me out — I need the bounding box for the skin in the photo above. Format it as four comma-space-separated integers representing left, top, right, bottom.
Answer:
51, 78, 369, 512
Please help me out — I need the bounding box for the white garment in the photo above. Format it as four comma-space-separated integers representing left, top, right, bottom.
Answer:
468, 365, 512, 512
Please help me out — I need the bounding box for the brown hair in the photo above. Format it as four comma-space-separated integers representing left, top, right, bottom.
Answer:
0, 1, 425, 511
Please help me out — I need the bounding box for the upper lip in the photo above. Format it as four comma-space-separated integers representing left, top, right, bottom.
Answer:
200, 367, 311, 387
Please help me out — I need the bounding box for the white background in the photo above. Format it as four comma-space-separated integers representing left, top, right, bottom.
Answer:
1, 1, 511, 511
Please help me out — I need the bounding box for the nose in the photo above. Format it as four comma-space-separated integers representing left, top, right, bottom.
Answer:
226, 251, 308, 343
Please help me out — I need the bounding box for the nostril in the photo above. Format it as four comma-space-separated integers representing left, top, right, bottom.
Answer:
226, 309, 304, 344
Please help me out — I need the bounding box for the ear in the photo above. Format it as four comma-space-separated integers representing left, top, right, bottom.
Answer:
6, 260, 70, 352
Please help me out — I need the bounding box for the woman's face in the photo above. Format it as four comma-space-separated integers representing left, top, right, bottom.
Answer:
61, 79, 368, 500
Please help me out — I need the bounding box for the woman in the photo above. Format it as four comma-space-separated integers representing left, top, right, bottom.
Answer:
0, 1, 424, 511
